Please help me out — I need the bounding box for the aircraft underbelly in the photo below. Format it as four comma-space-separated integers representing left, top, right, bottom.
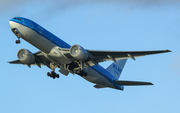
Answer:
16, 23, 72, 64
83, 67, 116, 88
18, 24, 56, 53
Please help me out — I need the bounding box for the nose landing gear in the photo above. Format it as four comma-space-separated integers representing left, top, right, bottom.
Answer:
11, 28, 22, 44
15, 39, 20, 44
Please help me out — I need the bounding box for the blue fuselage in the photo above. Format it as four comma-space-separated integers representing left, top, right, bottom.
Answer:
9, 17, 124, 90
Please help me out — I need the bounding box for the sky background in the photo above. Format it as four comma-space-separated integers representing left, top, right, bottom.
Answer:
1, 0, 180, 113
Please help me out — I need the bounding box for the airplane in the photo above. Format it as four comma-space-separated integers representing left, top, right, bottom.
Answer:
9, 17, 171, 90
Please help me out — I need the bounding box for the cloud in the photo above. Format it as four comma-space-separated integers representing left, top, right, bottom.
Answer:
1, 0, 180, 13
1, 0, 180, 21
0, 0, 30, 12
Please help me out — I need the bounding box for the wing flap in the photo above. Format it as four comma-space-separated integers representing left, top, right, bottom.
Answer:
114, 80, 153, 86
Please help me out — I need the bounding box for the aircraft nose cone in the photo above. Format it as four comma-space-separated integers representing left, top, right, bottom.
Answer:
9, 21, 18, 29
9, 21, 14, 28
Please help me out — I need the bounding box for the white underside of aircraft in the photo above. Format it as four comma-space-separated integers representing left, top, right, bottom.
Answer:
9, 17, 171, 90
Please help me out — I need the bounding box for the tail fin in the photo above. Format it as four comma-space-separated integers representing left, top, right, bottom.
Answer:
106, 59, 127, 79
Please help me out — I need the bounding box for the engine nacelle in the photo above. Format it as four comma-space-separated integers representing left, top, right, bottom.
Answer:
17, 49, 35, 64
70, 45, 88, 61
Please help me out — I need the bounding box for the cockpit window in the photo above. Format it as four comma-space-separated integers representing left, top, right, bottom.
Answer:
13, 17, 21, 21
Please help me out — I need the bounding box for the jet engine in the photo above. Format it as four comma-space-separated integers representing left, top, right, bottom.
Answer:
17, 49, 35, 64
70, 45, 88, 61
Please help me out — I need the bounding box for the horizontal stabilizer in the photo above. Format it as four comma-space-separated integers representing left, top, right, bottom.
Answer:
94, 84, 107, 89
114, 80, 153, 86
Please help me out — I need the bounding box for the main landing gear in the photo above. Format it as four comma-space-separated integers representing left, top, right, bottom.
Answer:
47, 71, 60, 79
47, 63, 60, 79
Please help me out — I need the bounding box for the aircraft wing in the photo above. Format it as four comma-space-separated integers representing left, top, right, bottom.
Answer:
8, 51, 51, 68
9, 49, 171, 69
85, 49, 171, 65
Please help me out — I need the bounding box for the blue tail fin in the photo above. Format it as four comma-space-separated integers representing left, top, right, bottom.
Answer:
106, 59, 127, 79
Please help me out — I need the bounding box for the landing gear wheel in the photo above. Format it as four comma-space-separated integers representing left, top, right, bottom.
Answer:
15, 40, 20, 44
47, 72, 51, 76
47, 71, 60, 79
57, 74, 60, 78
